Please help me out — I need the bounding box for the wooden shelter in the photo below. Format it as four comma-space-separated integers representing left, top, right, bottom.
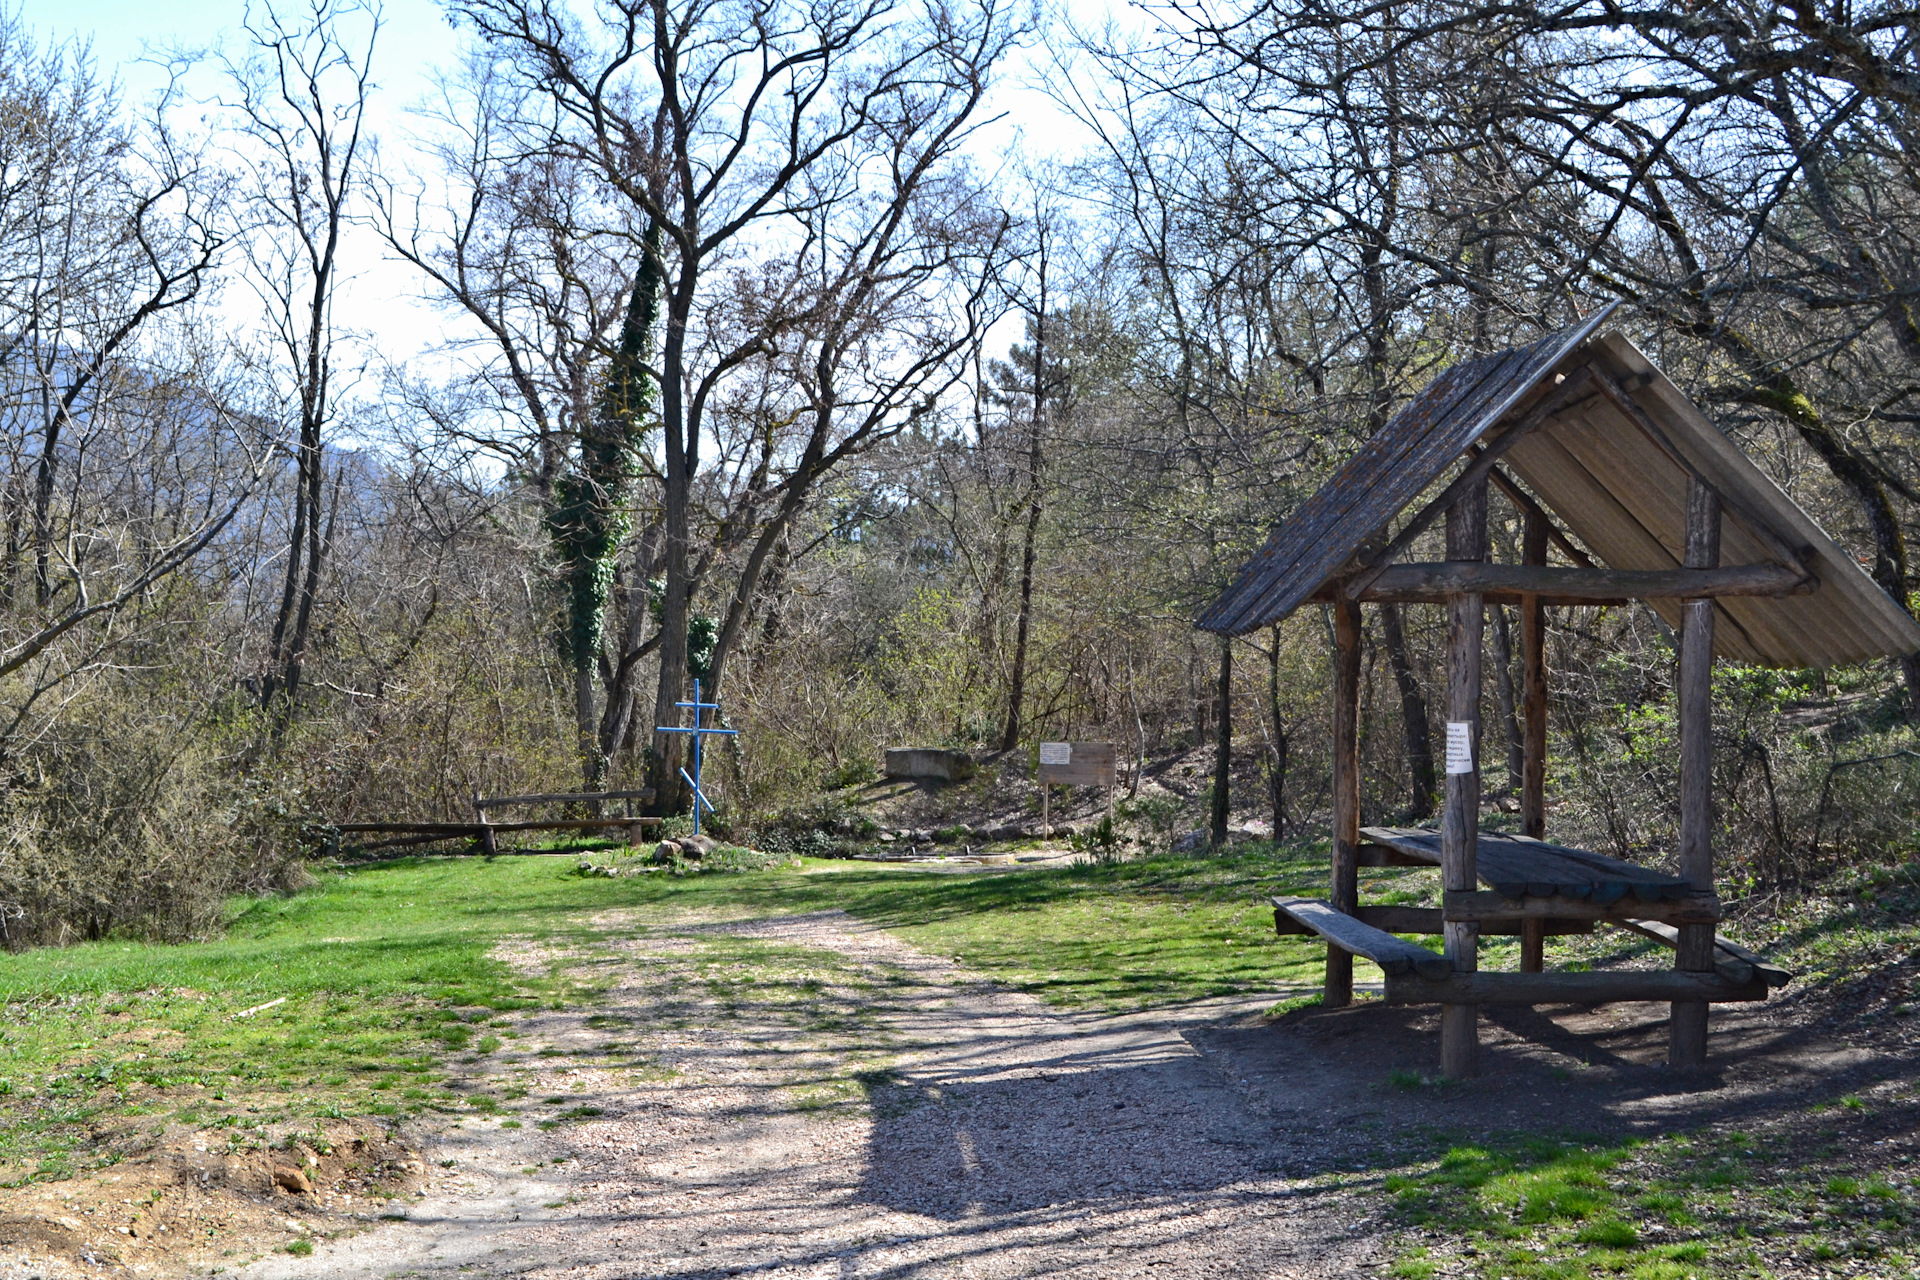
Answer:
1200, 304, 1920, 1074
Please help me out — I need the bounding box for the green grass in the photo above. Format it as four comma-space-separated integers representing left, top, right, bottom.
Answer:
0, 841, 1363, 1184
1383, 1125, 1919, 1277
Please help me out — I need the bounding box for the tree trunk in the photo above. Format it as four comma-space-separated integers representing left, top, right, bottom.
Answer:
1379, 603, 1436, 819
1267, 625, 1287, 838
1488, 604, 1524, 798
1210, 638, 1232, 846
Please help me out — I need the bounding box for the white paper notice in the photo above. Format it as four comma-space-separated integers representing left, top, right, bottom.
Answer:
1445, 721, 1475, 775
1038, 742, 1072, 766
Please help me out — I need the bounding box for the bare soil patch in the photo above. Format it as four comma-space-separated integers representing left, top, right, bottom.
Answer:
0, 1118, 428, 1278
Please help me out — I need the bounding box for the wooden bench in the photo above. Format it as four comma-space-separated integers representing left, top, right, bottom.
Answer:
1271, 896, 1452, 980
1274, 827, 1787, 1009
1274, 894, 1771, 1005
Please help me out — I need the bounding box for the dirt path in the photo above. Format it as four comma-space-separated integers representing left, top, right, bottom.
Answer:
238, 910, 1380, 1280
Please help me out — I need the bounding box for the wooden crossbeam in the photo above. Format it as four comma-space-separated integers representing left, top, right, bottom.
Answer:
1444, 889, 1721, 926
1355, 563, 1811, 602
1385, 969, 1768, 1006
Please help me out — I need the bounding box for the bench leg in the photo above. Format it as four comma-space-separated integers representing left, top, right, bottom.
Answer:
1324, 946, 1352, 1008
1520, 918, 1545, 973
1669, 922, 1713, 1067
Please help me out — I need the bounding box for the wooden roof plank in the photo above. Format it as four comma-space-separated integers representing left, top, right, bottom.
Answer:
1200, 309, 1617, 634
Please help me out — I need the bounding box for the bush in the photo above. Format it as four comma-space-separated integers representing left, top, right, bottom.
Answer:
0, 718, 311, 948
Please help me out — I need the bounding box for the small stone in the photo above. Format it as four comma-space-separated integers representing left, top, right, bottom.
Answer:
679, 833, 718, 857
272, 1167, 312, 1194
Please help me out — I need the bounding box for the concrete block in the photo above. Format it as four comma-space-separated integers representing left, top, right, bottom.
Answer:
883, 748, 975, 781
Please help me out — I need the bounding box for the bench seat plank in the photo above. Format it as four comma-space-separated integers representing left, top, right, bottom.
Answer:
1271, 896, 1453, 979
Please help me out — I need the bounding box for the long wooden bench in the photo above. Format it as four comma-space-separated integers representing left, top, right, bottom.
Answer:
1271, 896, 1453, 979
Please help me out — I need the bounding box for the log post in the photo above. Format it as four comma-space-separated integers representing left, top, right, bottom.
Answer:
474, 792, 498, 856
1520, 509, 1549, 973
1327, 596, 1363, 1008
1211, 638, 1233, 846
1671, 478, 1720, 1068
1441, 480, 1487, 1078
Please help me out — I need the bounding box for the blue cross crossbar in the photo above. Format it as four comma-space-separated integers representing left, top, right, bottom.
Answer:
654, 678, 737, 835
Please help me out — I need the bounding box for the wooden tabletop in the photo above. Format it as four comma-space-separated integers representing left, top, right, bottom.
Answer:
1359, 826, 1694, 904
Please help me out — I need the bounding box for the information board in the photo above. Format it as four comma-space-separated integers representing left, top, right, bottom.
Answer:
1038, 741, 1116, 787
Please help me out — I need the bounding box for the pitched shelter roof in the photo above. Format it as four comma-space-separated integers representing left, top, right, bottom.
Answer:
1198, 307, 1920, 668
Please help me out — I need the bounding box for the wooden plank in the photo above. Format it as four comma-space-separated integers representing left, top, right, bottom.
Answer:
1445, 889, 1722, 926
1362, 827, 1692, 899
1359, 562, 1809, 601
336, 822, 477, 834
475, 789, 656, 811
1385, 969, 1769, 1005
1328, 598, 1362, 1007
1277, 905, 1592, 937
1270, 897, 1454, 979
1360, 826, 1441, 863
1614, 918, 1792, 988
1356, 844, 1439, 868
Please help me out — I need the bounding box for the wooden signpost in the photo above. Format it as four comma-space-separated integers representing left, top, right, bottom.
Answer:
1036, 741, 1116, 838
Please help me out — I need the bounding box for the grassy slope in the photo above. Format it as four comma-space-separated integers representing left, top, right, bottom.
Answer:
0, 844, 1356, 1184
4, 845, 1917, 1277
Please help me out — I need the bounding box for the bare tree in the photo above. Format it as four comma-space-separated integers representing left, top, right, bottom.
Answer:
223, 0, 377, 719
441, 0, 1023, 807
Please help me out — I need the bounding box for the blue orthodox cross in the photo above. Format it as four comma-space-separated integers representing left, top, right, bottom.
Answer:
654, 679, 737, 835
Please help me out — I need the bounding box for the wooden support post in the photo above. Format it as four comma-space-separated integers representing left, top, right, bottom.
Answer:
1520, 510, 1549, 974
474, 792, 497, 856
1441, 480, 1487, 1078
1671, 478, 1720, 1068
1211, 638, 1232, 846
1521, 512, 1548, 842
1327, 597, 1362, 1008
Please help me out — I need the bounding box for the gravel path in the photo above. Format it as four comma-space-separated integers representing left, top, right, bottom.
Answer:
240, 910, 1378, 1279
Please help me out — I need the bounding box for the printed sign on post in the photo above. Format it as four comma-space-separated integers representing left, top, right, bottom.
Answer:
1038, 741, 1116, 787
1445, 721, 1475, 775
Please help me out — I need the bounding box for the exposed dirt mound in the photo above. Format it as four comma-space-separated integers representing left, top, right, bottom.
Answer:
0, 1117, 429, 1277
